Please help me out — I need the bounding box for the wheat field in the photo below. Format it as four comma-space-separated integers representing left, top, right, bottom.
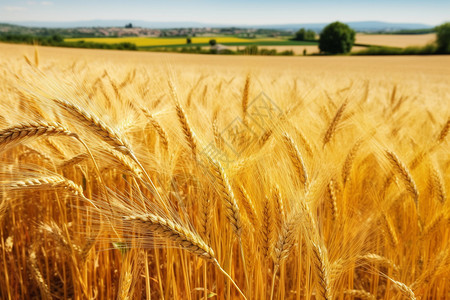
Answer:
0, 43, 449, 299
354, 33, 437, 48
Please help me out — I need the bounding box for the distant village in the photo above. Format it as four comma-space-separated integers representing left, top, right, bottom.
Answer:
0, 22, 290, 38
78, 24, 284, 38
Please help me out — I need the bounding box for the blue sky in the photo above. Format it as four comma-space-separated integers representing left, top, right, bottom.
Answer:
1, 0, 448, 25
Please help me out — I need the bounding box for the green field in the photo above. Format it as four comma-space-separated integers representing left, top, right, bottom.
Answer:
65, 36, 317, 49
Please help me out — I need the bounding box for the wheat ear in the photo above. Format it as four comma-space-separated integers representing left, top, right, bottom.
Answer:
199, 190, 213, 240
208, 159, 250, 288
430, 165, 446, 204
236, 185, 259, 228
283, 133, 308, 187
437, 117, 450, 144
20, 145, 53, 162
296, 129, 314, 158
343, 289, 376, 300
100, 147, 143, 179
357, 253, 399, 273
9, 175, 85, 197
242, 74, 250, 122
388, 278, 416, 300
421, 212, 445, 239
270, 209, 301, 300
28, 250, 51, 300
260, 196, 273, 259
53, 99, 162, 203
208, 159, 242, 237
212, 115, 223, 149
327, 180, 338, 221
323, 100, 347, 146
312, 241, 332, 300
385, 150, 419, 208
0, 121, 77, 152
140, 108, 169, 153
410, 250, 449, 292
382, 213, 399, 248
60, 153, 89, 168
257, 129, 271, 147
168, 79, 197, 159
175, 101, 197, 159
272, 185, 285, 230
40, 221, 82, 256
125, 213, 215, 260
53, 98, 132, 155
124, 213, 247, 299
342, 140, 361, 186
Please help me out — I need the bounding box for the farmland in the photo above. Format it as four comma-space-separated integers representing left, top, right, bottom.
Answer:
355, 33, 436, 48
0, 42, 449, 299
65, 33, 437, 54
65, 36, 316, 48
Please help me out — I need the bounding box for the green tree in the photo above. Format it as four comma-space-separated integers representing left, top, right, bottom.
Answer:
209, 39, 217, 46
435, 22, 450, 53
295, 28, 316, 41
319, 22, 355, 54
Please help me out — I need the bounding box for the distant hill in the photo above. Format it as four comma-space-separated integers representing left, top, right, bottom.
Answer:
6, 20, 434, 32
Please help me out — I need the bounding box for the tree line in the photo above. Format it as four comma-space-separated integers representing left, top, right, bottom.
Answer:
314, 21, 450, 54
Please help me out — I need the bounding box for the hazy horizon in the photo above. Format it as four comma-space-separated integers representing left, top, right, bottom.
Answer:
1, 0, 448, 26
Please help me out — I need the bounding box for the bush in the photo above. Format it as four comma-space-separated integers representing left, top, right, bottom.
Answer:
279, 50, 294, 56
259, 48, 277, 55
209, 39, 216, 46
353, 44, 437, 55
244, 45, 258, 55
294, 28, 316, 41
435, 22, 450, 53
319, 22, 355, 54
